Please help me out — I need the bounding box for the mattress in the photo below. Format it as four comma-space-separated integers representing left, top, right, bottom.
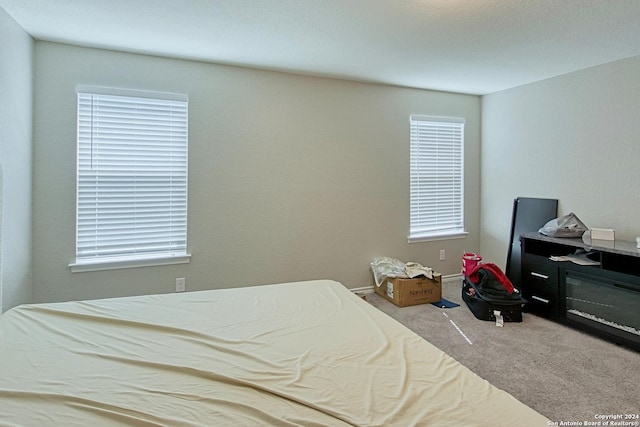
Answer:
0, 279, 549, 426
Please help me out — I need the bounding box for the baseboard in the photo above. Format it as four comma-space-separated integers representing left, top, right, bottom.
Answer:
351, 273, 462, 294
442, 273, 463, 283
350, 285, 376, 295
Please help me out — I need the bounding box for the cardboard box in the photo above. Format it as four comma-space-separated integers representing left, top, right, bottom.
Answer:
590, 228, 615, 241
374, 273, 442, 307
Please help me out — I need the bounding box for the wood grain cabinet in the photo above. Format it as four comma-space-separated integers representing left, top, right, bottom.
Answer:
520, 233, 640, 352
521, 258, 558, 316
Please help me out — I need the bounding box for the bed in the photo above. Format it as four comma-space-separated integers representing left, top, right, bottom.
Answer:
0, 279, 549, 426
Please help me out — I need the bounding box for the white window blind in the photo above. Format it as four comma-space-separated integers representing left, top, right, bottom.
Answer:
74, 89, 188, 267
409, 115, 465, 241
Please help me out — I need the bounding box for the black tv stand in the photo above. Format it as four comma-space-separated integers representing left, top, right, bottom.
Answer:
520, 232, 640, 352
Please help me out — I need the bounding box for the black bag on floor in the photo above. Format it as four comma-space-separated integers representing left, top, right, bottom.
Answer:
462, 274, 527, 323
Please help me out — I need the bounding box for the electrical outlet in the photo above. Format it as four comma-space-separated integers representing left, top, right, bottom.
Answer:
175, 277, 186, 292
439, 249, 446, 261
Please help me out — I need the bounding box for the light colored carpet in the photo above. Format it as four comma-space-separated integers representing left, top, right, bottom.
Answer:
366, 277, 639, 423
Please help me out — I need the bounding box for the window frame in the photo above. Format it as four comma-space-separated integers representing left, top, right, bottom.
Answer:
408, 114, 467, 243
69, 86, 191, 272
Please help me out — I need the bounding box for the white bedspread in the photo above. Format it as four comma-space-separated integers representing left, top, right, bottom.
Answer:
0, 280, 549, 426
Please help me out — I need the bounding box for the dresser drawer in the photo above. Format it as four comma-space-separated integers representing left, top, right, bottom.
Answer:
522, 261, 557, 298
521, 260, 559, 316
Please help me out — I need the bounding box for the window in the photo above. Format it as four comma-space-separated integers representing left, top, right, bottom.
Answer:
70, 87, 189, 272
409, 115, 466, 242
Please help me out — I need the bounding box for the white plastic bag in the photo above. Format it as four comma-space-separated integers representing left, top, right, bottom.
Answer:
538, 212, 588, 238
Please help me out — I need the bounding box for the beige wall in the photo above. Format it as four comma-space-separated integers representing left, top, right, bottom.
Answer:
21, 30, 640, 305
480, 55, 640, 267
0, 8, 33, 312
33, 42, 481, 303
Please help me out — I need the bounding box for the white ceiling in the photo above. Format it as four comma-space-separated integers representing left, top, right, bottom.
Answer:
2, 0, 640, 95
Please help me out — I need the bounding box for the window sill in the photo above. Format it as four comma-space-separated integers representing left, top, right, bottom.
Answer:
69, 254, 191, 273
408, 232, 468, 243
